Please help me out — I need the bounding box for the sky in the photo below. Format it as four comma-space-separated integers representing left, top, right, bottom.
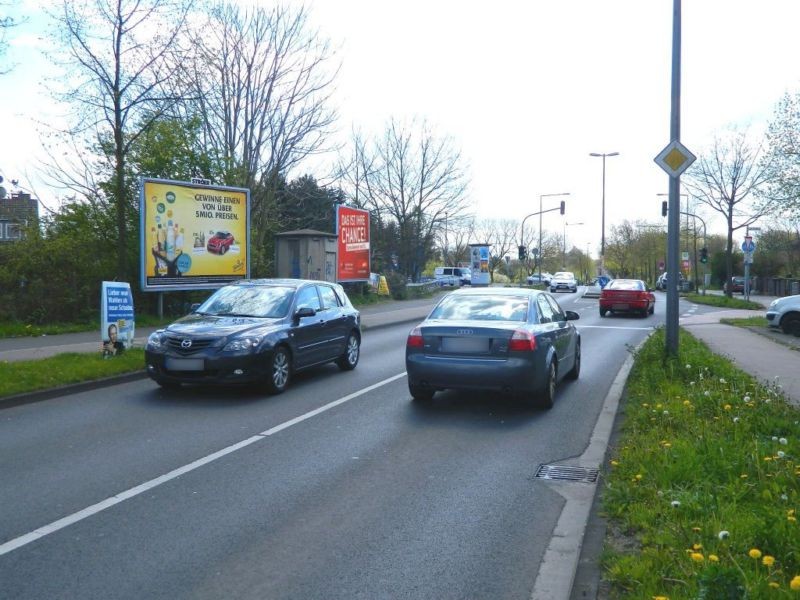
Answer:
2, 0, 800, 257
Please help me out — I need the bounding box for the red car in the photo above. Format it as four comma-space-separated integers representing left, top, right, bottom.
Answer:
599, 279, 655, 317
207, 231, 235, 254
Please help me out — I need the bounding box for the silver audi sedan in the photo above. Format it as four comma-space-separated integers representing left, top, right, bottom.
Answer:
405, 287, 580, 408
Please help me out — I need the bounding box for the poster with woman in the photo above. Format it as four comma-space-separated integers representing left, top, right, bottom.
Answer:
101, 281, 135, 357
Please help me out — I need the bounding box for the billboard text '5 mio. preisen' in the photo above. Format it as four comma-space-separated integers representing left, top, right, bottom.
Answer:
140, 178, 250, 291
337, 205, 370, 282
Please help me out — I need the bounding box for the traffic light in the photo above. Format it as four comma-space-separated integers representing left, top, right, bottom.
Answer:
560, 200, 566, 215
700, 247, 708, 263
518, 245, 527, 260
661, 200, 668, 217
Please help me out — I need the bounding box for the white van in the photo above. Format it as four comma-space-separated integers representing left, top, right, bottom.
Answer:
434, 266, 471, 286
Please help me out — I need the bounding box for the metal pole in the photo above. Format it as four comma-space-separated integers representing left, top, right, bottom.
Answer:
744, 225, 750, 301
538, 194, 543, 282
601, 155, 606, 274
665, 0, 682, 355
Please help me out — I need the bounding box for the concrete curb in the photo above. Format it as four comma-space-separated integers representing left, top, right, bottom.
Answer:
0, 312, 429, 410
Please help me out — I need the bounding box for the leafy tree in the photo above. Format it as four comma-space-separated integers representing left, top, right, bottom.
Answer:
45, 0, 193, 282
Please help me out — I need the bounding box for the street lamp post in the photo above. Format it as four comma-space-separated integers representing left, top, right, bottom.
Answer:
589, 152, 619, 275
563, 221, 584, 268
538, 192, 570, 281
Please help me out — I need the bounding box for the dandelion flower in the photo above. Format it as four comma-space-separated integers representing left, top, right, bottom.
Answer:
718, 530, 730, 540
763, 555, 775, 567
692, 527, 701, 533
652, 596, 670, 600
686, 364, 691, 369
704, 391, 710, 397
789, 516, 797, 523
773, 436, 779, 442
740, 474, 748, 479
780, 437, 788, 445
635, 474, 643, 480
724, 404, 732, 410
709, 554, 719, 562
720, 378, 727, 384
691, 552, 704, 562
778, 451, 786, 459
683, 400, 691, 406
690, 381, 695, 386
743, 395, 750, 402
790, 576, 800, 591
768, 581, 779, 588
733, 417, 740, 423
671, 500, 681, 508
610, 460, 619, 467
749, 548, 762, 559
782, 494, 789, 501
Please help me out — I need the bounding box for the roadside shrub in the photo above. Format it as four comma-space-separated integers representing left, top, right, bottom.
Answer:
384, 271, 407, 300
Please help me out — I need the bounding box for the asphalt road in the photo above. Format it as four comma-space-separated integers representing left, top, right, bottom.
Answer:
0, 290, 662, 599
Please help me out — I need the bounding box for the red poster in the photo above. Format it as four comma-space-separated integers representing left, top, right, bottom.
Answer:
337, 206, 370, 282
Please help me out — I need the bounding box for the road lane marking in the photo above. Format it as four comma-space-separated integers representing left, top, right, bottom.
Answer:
0, 372, 408, 557
578, 325, 654, 331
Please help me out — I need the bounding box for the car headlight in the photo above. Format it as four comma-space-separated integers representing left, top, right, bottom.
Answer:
769, 299, 779, 309
223, 337, 262, 352
146, 331, 165, 350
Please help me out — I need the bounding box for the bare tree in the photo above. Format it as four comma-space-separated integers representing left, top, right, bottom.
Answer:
684, 128, 777, 296
177, 2, 338, 249
340, 118, 470, 280
48, 0, 193, 280
0, 0, 22, 74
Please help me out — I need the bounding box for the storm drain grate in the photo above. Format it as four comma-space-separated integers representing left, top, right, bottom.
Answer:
535, 464, 599, 484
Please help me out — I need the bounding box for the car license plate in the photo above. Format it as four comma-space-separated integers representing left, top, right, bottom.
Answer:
165, 357, 205, 371
613, 303, 629, 310
441, 337, 489, 353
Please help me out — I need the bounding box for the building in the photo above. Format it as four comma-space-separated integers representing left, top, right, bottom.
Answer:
0, 191, 39, 242
274, 229, 338, 282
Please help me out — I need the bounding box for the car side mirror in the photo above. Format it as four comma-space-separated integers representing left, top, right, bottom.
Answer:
294, 306, 316, 321
190, 303, 201, 313
565, 310, 580, 321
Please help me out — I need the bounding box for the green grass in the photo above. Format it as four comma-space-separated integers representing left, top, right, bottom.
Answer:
720, 316, 770, 328
601, 328, 800, 597
685, 293, 764, 310
0, 315, 175, 339
0, 349, 146, 398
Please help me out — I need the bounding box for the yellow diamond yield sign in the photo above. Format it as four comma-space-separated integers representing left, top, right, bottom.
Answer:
654, 140, 696, 178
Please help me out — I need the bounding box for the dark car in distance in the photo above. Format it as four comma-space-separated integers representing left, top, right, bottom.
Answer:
723, 276, 754, 294
207, 231, 235, 254
405, 287, 580, 408
145, 279, 361, 393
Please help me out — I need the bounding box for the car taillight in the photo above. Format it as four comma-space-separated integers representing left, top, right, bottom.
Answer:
509, 329, 536, 351
407, 326, 424, 348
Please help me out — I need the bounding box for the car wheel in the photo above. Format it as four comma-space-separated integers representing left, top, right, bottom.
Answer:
336, 332, 360, 371
538, 361, 557, 409
599, 308, 607, 317
649, 304, 655, 315
566, 341, 580, 380
221, 244, 228, 255
781, 314, 800, 337
265, 346, 291, 394
571, 288, 577, 293
550, 287, 556, 293
409, 384, 435, 402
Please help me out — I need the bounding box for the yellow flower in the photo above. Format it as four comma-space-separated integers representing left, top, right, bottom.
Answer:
724, 404, 732, 410
763, 555, 775, 567
789, 516, 797, 523
740, 474, 748, 479
749, 548, 762, 559
791, 576, 800, 591
610, 460, 619, 467
691, 552, 705, 562
683, 400, 691, 406
652, 596, 669, 600
769, 581, 779, 588
790, 509, 796, 516
692, 527, 701, 533
709, 554, 719, 562
693, 543, 703, 550
635, 474, 643, 480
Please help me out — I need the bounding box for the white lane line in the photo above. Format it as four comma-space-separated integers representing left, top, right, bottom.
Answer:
0, 372, 408, 557
578, 325, 654, 331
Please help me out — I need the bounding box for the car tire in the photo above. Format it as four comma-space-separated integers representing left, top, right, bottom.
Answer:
336, 332, 360, 371
571, 288, 577, 293
781, 314, 800, 337
265, 346, 291, 394
599, 308, 607, 317
409, 384, 435, 402
538, 361, 557, 409
649, 304, 655, 315
550, 287, 556, 293
566, 341, 580, 380
221, 244, 228, 255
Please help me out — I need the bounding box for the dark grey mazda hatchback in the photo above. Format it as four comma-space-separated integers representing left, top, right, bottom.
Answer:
145, 279, 361, 393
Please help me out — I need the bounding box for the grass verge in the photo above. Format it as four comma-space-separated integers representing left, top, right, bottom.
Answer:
720, 316, 770, 328
685, 293, 764, 310
0, 349, 145, 398
601, 328, 800, 597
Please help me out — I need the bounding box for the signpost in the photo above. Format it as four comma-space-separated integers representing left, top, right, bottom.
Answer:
742, 234, 756, 300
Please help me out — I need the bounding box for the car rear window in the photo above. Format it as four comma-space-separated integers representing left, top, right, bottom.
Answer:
606, 280, 644, 291
429, 294, 529, 322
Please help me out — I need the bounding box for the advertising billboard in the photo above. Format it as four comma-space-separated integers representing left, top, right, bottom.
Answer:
469, 243, 491, 286
101, 281, 134, 357
337, 205, 370, 282
140, 178, 250, 291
